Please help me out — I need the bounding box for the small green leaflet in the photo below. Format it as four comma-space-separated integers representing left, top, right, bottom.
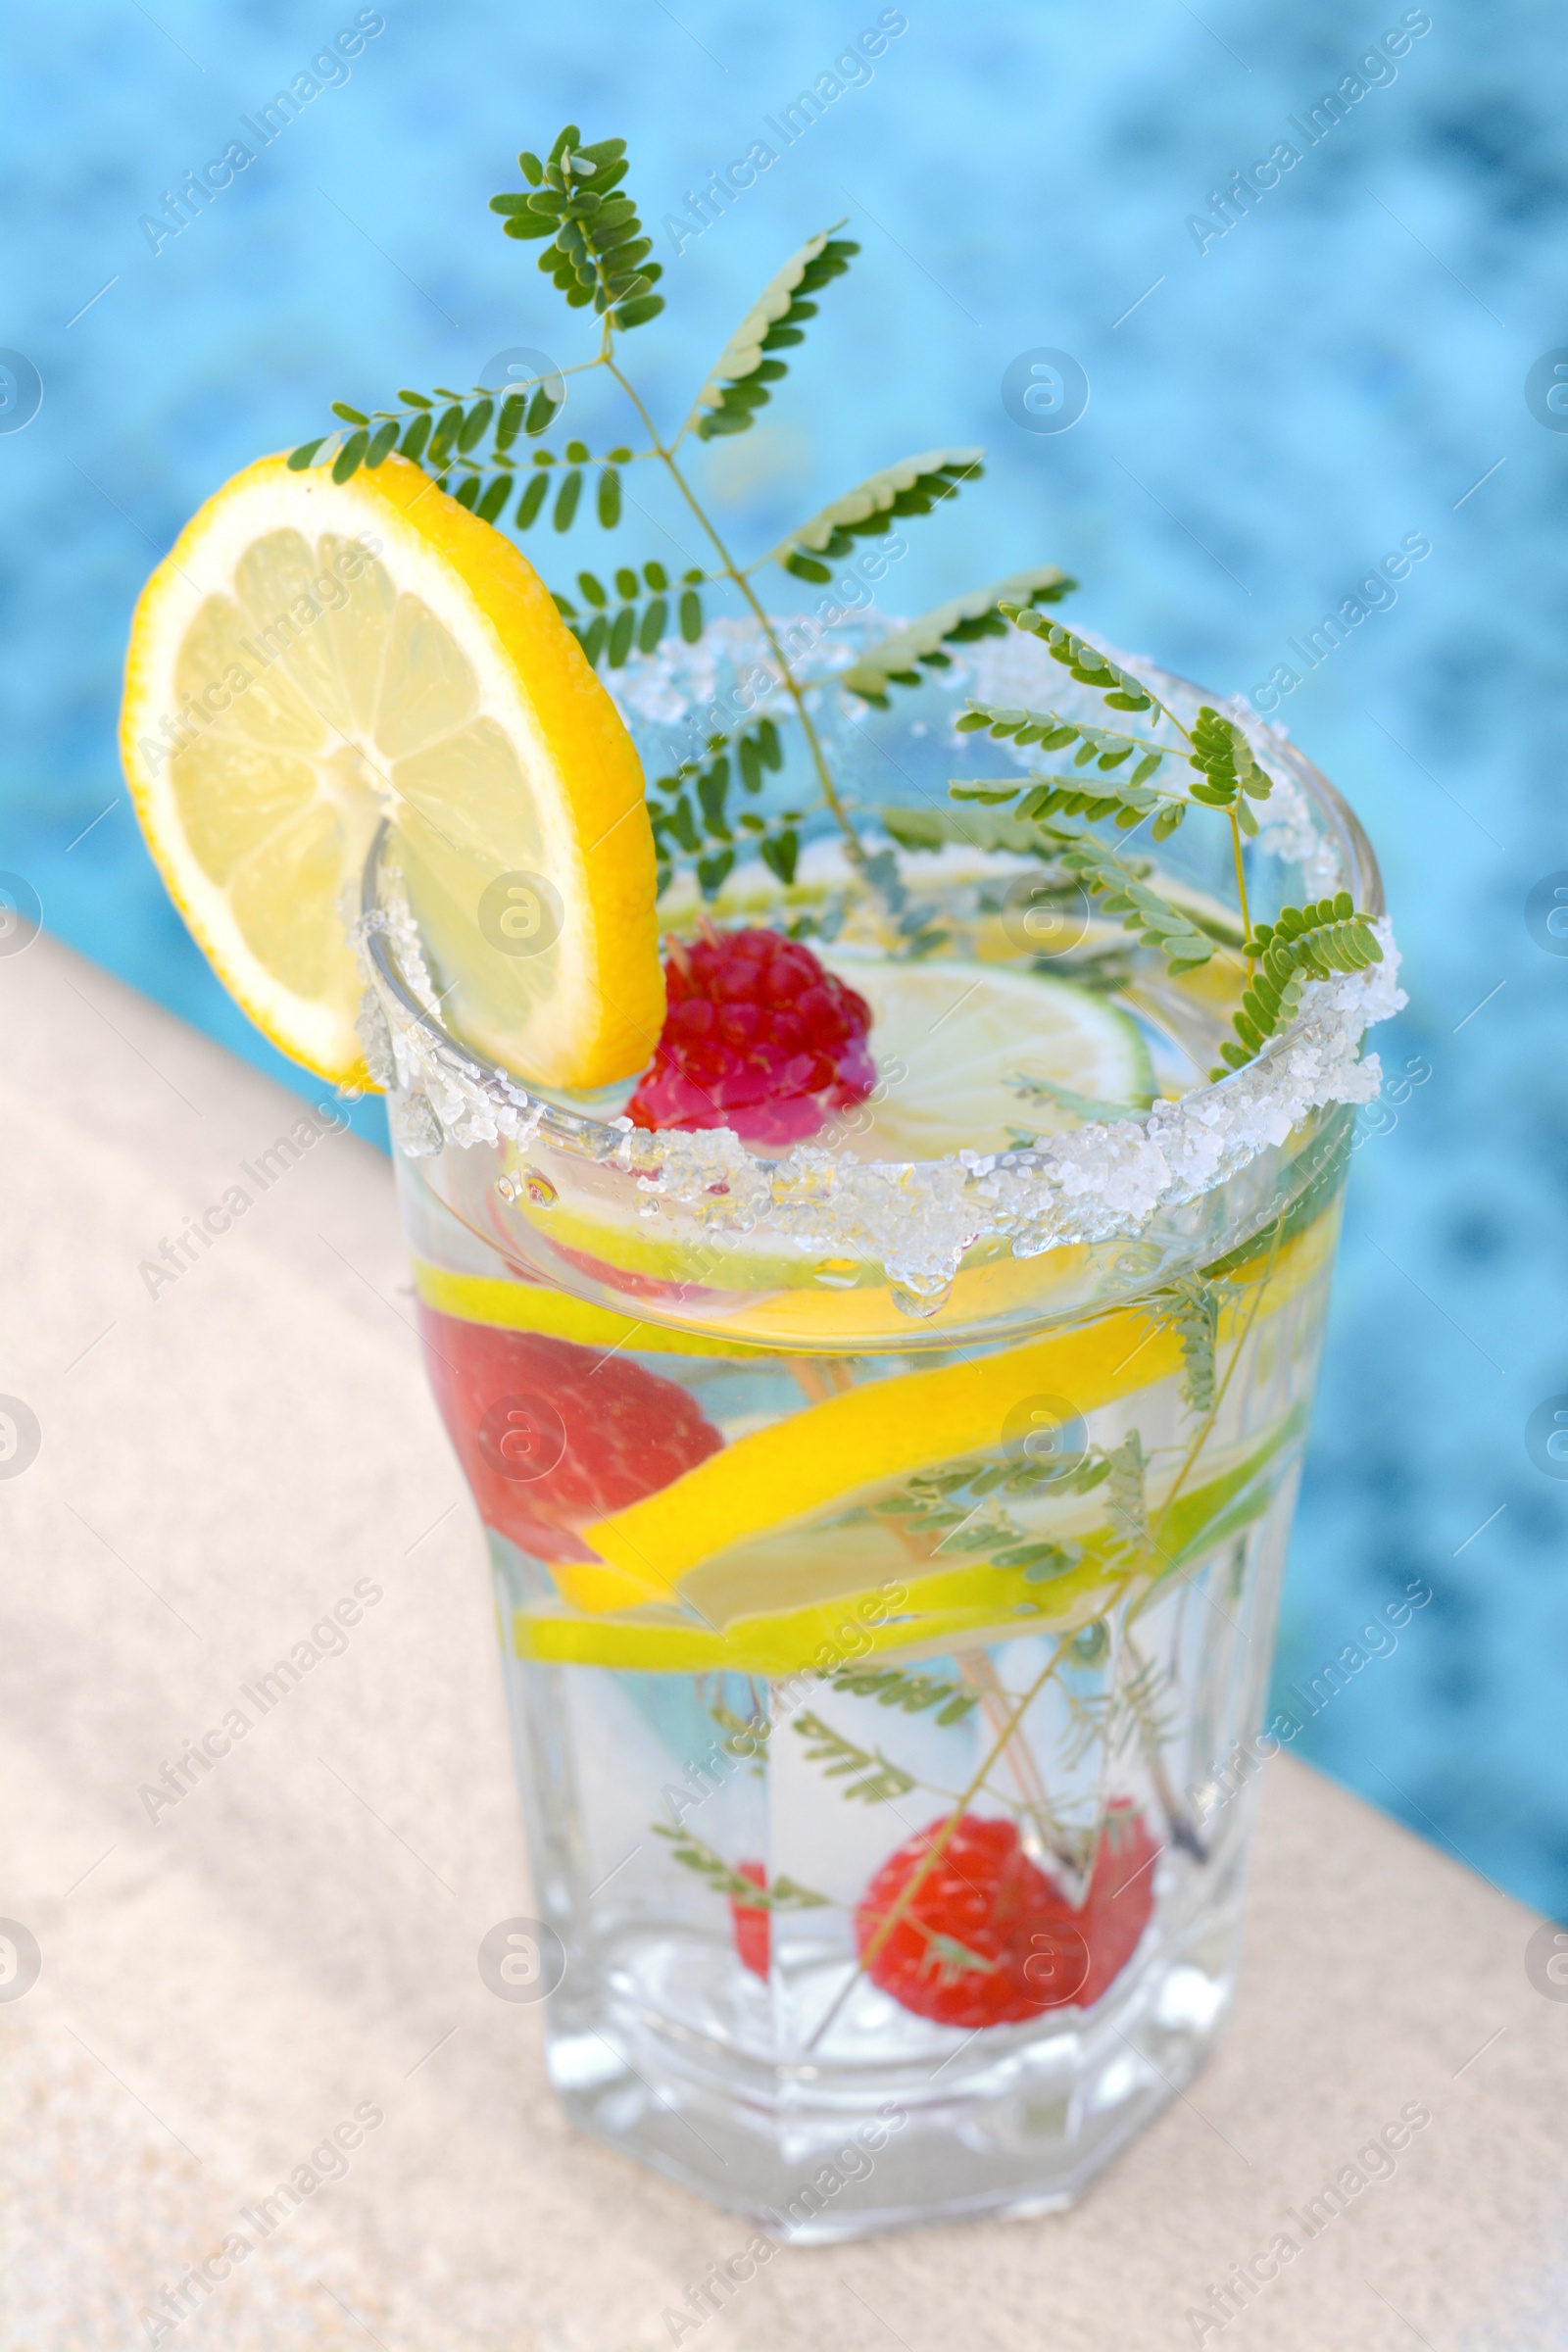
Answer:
686, 222, 858, 440
1105, 1429, 1151, 1551
1150, 1275, 1220, 1414
769, 448, 984, 582
828, 1664, 979, 1724
652, 1824, 828, 1908
838, 568, 1076, 705
490, 126, 664, 330
1213, 895, 1383, 1076
790, 1710, 917, 1803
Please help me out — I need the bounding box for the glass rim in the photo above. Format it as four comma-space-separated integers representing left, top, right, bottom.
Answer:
359, 665, 1384, 1180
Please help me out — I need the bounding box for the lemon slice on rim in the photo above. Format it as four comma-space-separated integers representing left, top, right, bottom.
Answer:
120, 452, 664, 1088
821, 954, 1154, 1158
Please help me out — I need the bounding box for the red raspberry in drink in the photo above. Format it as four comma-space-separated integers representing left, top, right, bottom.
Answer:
418, 1308, 721, 1563
855, 1802, 1157, 2028
730, 1860, 770, 1980
627, 926, 874, 1148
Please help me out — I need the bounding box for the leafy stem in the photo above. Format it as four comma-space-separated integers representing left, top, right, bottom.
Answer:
1229, 809, 1252, 949
652, 1823, 829, 1910
603, 352, 862, 858
803, 1634, 1078, 2053
294, 115, 1372, 1035
959, 612, 1300, 962
1148, 1218, 1286, 1566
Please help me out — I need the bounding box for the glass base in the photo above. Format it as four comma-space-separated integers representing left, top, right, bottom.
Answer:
544, 1880, 1242, 2241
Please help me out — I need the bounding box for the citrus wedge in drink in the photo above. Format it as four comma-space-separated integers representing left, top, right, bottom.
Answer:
120, 451, 664, 1088
819, 953, 1154, 1157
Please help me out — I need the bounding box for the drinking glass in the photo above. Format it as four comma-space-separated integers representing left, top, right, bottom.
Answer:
357, 650, 1386, 2240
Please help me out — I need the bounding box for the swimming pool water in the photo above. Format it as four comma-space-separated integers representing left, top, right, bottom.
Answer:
5, 0, 1563, 1916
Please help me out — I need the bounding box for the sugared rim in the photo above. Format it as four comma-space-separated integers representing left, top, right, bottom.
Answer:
360, 666, 1384, 1169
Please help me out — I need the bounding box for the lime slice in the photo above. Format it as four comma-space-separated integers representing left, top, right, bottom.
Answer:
820, 955, 1153, 1158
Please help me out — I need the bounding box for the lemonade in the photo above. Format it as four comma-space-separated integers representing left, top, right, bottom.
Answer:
355, 642, 1392, 2232
118, 121, 1397, 2235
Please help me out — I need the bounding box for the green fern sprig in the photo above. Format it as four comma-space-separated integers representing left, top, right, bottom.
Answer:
288, 122, 1039, 897
1105, 1430, 1151, 1551
491, 129, 664, 328
1051, 830, 1219, 976
768, 451, 985, 584
956, 699, 1179, 794
953, 766, 1172, 835
1008, 1071, 1152, 1125
284, 116, 1375, 1017
553, 562, 706, 667
687, 225, 859, 440
648, 719, 799, 899
651, 1824, 828, 1908
838, 569, 1076, 706
827, 1665, 979, 1725
1001, 609, 1160, 710
1150, 1276, 1220, 1413
989, 1538, 1086, 1582
1187, 704, 1273, 835
984, 605, 1288, 917
1211, 894, 1383, 1076
878, 805, 1081, 858
790, 1711, 917, 1804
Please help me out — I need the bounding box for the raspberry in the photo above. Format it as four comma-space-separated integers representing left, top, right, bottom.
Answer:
418, 1307, 721, 1563
627, 926, 875, 1149
730, 1860, 770, 1980
855, 1802, 1157, 2029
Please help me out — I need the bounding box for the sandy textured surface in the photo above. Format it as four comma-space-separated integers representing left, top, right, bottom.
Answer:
4, 931, 1565, 2351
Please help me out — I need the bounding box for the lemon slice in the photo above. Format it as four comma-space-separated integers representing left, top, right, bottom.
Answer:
576, 1204, 1336, 1607
821, 955, 1153, 1157
520, 1407, 1303, 1674
409, 1257, 777, 1358
579, 1308, 1184, 1606
514, 1550, 1120, 1675
120, 452, 663, 1087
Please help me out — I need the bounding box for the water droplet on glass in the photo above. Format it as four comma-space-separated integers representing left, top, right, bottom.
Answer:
523, 1168, 559, 1207
1071, 1619, 1109, 1666
812, 1256, 860, 1290
496, 1175, 519, 1203
891, 1280, 952, 1319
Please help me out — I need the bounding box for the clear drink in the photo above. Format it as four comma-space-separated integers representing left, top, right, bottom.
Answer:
360, 656, 1390, 2237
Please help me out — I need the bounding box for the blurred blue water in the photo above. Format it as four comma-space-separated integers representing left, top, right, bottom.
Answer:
5, 1, 1565, 1913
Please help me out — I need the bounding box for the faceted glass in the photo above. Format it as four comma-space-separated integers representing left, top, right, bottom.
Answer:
362, 657, 1383, 2240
